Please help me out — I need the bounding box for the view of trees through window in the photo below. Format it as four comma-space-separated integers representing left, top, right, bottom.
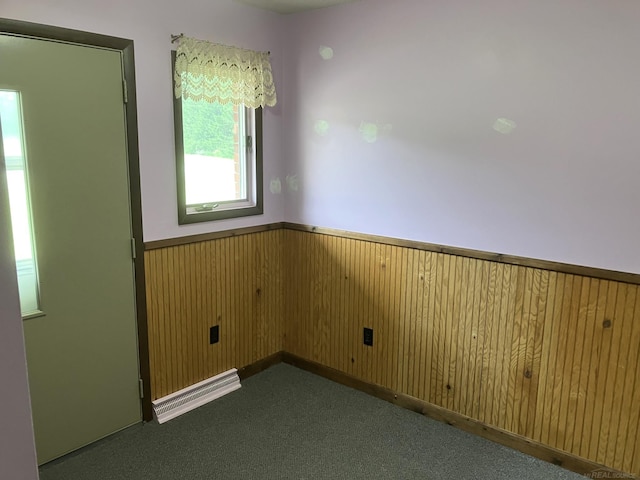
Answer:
181, 98, 235, 158
181, 98, 242, 205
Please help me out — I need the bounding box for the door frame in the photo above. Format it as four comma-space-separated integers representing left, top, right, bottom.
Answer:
0, 18, 152, 422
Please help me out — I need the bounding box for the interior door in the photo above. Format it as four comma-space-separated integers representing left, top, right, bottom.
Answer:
0, 34, 142, 464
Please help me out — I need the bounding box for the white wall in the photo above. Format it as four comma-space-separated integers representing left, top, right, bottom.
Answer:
283, 0, 640, 274
2, 0, 286, 242
0, 171, 38, 478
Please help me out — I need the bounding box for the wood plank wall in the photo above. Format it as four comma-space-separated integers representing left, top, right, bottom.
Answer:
144, 229, 284, 400
284, 229, 640, 476
143, 225, 639, 475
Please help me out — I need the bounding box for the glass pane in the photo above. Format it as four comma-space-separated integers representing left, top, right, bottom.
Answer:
181, 99, 245, 204
6, 170, 32, 260
1, 90, 41, 316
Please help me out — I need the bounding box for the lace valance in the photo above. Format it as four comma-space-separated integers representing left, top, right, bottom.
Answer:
174, 36, 277, 108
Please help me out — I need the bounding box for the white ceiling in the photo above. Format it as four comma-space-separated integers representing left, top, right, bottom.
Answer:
235, 0, 359, 15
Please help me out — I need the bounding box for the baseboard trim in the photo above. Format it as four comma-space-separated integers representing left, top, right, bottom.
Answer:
238, 351, 284, 381
281, 352, 634, 479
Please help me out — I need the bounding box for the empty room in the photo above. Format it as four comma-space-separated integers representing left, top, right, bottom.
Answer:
1, 0, 638, 479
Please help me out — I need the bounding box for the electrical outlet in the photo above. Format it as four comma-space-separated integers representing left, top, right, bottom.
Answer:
210, 325, 220, 345
363, 327, 373, 346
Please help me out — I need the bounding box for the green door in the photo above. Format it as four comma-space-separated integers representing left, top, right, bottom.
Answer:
0, 35, 142, 464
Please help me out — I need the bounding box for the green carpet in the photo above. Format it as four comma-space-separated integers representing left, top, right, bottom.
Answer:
40, 363, 584, 479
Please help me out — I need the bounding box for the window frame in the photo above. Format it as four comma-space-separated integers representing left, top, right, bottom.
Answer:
172, 52, 264, 225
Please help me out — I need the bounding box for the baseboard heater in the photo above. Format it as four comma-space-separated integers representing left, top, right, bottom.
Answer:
152, 368, 241, 424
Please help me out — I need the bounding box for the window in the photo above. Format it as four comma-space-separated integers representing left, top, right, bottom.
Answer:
172, 37, 275, 224
172, 63, 264, 224
171, 35, 276, 225
0, 90, 42, 318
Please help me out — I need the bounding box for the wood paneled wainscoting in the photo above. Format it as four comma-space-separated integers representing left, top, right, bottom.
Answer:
283, 226, 640, 477
144, 227, 284, 400
144, 223, 639, 477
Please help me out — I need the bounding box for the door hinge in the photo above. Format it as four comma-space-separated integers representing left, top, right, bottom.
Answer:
122, 79, 128, 104
138, 379, 144, 399
246, 135, 253, 151
130, 238, 137, 260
